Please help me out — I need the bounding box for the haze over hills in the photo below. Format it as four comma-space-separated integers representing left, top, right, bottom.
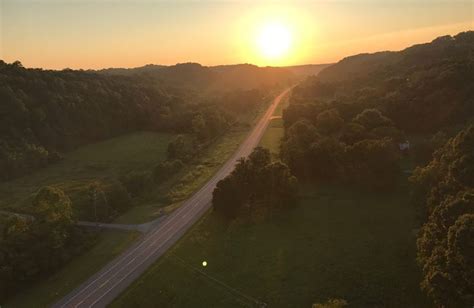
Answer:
96, 63, 330, 91
0, 60, 328, 185
105, 31, 474, 307
298, 31, 474, 133
2, 0, 473, 306
317, 32, 474, 84
1, 30, 473, 308
278, 30, 474, 307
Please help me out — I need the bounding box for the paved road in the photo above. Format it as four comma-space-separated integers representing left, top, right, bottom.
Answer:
53, 88, 291, 308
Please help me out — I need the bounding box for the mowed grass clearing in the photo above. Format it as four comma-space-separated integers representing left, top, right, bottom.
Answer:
112, 185, 427, 307
114, 128, 252, 224
259, 118, 284, 157
0, 131, 175, 213
258, 92, 288, 157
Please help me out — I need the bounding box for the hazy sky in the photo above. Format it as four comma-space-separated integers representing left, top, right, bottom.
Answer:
1, 0, 473, 69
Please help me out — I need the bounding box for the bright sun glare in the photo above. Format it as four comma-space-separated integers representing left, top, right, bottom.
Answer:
256, 22, 292, 60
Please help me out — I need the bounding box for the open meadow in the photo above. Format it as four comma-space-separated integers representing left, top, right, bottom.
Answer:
111, 95, 428, 307
0, 131, 174, 216
112, 184, 427, 307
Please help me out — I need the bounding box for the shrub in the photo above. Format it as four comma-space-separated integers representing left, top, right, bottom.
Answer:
120, 171, 152, 197
153, 159, 184, 183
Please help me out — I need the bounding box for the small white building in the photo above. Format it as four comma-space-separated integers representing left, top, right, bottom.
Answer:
399, 140, 410, 151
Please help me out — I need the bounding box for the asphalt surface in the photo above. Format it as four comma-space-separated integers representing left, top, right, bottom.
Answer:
52, 88, 291, 308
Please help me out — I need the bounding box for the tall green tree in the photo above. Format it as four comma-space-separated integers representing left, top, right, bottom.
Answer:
411, 126, 474, 306
213, 147, 297, 219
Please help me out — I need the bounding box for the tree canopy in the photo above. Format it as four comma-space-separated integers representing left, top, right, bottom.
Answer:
212, 147, 298, 219
411, 126, 474, 306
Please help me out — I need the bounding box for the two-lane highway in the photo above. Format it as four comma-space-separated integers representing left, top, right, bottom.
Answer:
53, 88, 291, 308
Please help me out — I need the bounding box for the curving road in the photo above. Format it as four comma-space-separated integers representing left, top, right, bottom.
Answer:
53, 88, 291, 308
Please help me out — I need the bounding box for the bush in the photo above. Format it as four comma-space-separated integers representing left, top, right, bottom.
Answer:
105, 181, 132, 213
346, 137, 400, 190
213, 147, 297, 219
313, 299, 348, 308
0, 186, 84, 301
167, 135, 192, 161
120, 171, 152, 197
411, 126, 474, 306
153, 159, 184, 183
315, 109, 344, 135
354, 109, 393, 130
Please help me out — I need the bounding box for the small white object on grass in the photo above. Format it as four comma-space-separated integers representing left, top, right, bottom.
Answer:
202, 261, 207, 267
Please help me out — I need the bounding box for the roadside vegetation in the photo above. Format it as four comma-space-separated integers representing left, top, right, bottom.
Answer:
259, 93, 289, 157
5, 229, 138, 308
2, 122, 258, 306
2, 31, 473, 307
213, 147, 298, 219
280, 31, 474, 306
410, 126, 473, 307
114, 31, 474, 307
112, 184, 426, 307
0, 59, 288, 304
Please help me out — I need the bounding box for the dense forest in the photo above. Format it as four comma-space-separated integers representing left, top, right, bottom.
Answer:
296, 31, 474, 134
2, 30, 472, 305
279, 31, 474, 306
97, 62, 328, 91
98, 63, 292, 91
0, 60, 292, 300
0, 61, 293, 181
0, 61, 175, 180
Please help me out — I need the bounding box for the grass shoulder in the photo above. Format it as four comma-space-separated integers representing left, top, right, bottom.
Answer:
5, 229, 140, 308
3, 95, 270, 307
112, 183, 427, 307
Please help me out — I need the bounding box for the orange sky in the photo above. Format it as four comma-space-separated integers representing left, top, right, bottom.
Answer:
1, 0, 472, 69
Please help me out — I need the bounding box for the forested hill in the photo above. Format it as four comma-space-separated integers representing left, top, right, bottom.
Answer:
97, 63, 320, 91
97, 63, 216, 90
0, 61, 185, 181
280, 31, 474, 306
299, 31, 474, 133
0, 61, 274, 181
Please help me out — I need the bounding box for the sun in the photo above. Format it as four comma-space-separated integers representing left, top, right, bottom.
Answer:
256, 22, 292, 60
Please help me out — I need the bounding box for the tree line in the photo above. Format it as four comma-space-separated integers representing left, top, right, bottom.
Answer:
0, 187, 89, 301
410, 126, 473, 307
0, 60, 272, 182
0, 60, 275, 300
281, 107, 402, 190
310, 31, 474, 135
213, 147, 297, 220
274, 31, 474, 306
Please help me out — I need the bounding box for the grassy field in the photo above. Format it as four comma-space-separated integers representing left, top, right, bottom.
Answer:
0, 125, 258, 224
112, 185, 427, 307
0, 131, 175, 214
112, 91, 427, 307
114, 128, 252, 224
259, 118, 285, 157
5, 229, 140, 308
2, 127, 253, 307
2, 100, 268, 307
113, 104, 266, 224
258, 92, 288, 157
